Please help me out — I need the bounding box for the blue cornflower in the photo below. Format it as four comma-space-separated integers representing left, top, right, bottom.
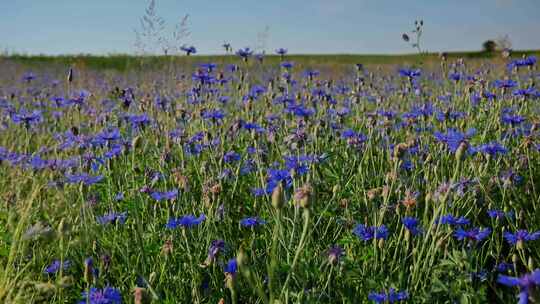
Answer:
303, 69, 320, 79
125, 113, 151, 128
44, 259, 71, 275
494, 79, 518, 89
11, 109, 43, 125
454, 227, 491, 242
504, 230, 540, 246
501, 113, 525, 125
275, 48, 288, 56
353, 224, 389, 241
498, 269, 540, 304
150, 189, 178, 201
79, 286, 122, 304
114, 192, 124, 201
224, 258, 238, 275
495, 262, 514, 273
223, 151, 241, 163
206, 240, 226, 264
477, 142, 508, 156
513, 87, 539, 98
97, 212, 127, 225
488, 209, 514, 220
95, 128, 121, 143
165, 214, 206, 229
243, 122, 266, 133
240, 217, 266, 228
402, 217, 423, 236
65, 173, 103, 185
236, 47, 253, 61
22, 72, 36, 82
281, 61, 295, 69
507, 56, 537, 69
199, 62, 217, 72
433, 128, 476, 152
449, 72, 462, 82
437, 214, 470, 226
264, 168, 293, 194
180, 45, 197, 55
327, 245, 344, 265
368, 288, 409, 303
399, 68, 421, 78
202, 109, 225, 121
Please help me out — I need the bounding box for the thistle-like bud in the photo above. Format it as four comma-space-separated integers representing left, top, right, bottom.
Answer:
133, 287, 149, 304
271, 183, 284, 209
455, 141, 468, 162
332, 184, 340, 196
58, 218, 68, 238
83, 257, 94, 284
237, 249, 247, 268
225, 273, 235, 290
67, 67, 74, 83
294, 184, 313, 209
131, 136, 142, 150
393, 143, 408, 160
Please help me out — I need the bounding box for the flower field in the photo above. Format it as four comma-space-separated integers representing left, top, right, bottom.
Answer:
0, 52, 539, 303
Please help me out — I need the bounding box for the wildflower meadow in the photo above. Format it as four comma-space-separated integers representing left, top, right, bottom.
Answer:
0, 47, 540, 303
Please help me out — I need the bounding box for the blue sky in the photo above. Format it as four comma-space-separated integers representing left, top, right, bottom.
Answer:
0, 0, 539, 55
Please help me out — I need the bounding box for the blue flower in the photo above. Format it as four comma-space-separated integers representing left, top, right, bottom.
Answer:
180, 45, 197, 55
97, 212, 127, 225
513, 87, 539, 98
402, 217, 423, 236
437, 214, 470, 226
494, 79, 518, 89
166, 214, 206, 229
368, 288, 408, 303
125, 113, 151, 128
487, 209, 514, 220
507, 56, 537, 69
454, 227, 491, 242
223, 151, 241, 163
224, 258, 238, 275
448, 72, 462, 82
498, 269, 540, 304
501, 113, 525, 125
236, 47, 253, 61
477, 142, 508, 156
504, 230, 540, 245
79, 286, 122, 304
264, 168, 293, 194
11, 109, 43, 125
202, 109, 225, 121
280, 61, 294, 69
433, 128, 476, 153
65, 173, 103, 185
275, 48, 288, 56
206, 240, 226, 263
150, 189, 178, 201
44, 259, 71, 275
353, 224, 389, 241
495, 262, 514, 273
22, 72, 36, 82
399, 68, 421, 78
240, 217, 266, 228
